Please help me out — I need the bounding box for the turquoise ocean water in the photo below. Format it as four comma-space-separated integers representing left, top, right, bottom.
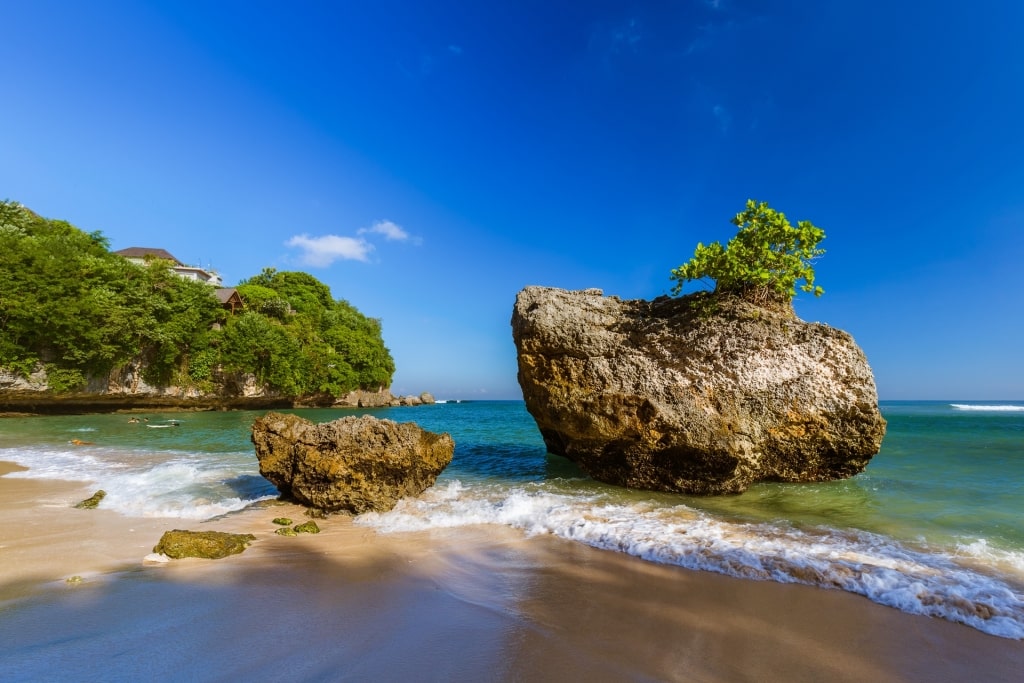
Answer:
1, 400, 1022, 638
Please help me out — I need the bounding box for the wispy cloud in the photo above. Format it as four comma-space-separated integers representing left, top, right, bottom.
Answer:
286, 220, 418, 267
448, 44, 463, 56
286, 234, 373, 266
358, 219, 409, 241
712, 104, 731, 133
610, 17, 643, 52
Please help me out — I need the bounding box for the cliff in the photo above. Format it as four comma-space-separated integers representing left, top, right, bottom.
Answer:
0, 363, 430, 414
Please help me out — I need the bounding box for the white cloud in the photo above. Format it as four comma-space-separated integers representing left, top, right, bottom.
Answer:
286, 220, 418, 267
358, 219, 410, 241
448, 44, 463, 56
285, 234, 373, 267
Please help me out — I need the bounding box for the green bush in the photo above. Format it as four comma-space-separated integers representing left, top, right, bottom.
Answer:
670, 200, 825, 307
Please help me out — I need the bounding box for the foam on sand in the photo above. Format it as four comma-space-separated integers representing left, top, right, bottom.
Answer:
358, 481, 1024, 639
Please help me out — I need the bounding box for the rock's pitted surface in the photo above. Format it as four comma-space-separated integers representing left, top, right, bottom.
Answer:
511, 286, 886, 495
251, 412, 454, 513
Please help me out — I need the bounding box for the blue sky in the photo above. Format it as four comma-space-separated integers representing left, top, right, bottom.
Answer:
2, 1, 1022, 400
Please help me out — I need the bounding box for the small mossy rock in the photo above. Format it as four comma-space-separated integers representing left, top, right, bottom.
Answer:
153, 529, 256, 559
294, 520, 320, 534
272, 517, 293, 526
275, 527, 298, 537
74, 490, 106, 509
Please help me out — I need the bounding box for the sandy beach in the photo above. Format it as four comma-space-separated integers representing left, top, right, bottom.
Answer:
1, 460, 1022, 682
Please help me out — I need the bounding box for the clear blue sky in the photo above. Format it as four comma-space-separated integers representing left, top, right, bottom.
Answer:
3, 1, 1022, 400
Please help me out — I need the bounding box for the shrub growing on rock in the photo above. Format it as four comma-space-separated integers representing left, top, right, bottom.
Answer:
670, 200, 825, 308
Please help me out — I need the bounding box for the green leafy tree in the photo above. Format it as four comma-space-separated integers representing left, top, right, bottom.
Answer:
235, 283, 290, 319
670, 200, 825, 307
1, 201, 395, 399
219, 312, 303, 394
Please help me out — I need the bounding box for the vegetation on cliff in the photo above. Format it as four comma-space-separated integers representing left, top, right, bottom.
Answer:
0, 200, 394, 396
670, 200, 825, 308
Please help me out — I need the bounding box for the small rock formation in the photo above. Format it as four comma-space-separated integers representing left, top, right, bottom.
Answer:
511, 286, 886, 495
74, 490, 106, 509
250, 412, 455, 513
293, 520, 320, 534
153, 530, 256, 559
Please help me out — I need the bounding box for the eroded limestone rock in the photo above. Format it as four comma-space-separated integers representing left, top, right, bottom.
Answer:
251, 413, 454, 513
511, 286, 886, 495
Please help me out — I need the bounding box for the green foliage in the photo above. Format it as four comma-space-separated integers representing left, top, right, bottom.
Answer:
234, 269, 395, 395
0, 200, 395, 398
187, 347, 218, 382
670, 200, 825, 307
42, 365, 86, 393
235, 284, 290, 319
0, 200, 222, 389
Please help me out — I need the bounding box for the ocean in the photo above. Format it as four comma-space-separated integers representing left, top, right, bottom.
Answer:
1, 400, 1022, 639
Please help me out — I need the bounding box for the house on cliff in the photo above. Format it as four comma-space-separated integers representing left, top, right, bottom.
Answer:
114, 247, 241, 313
215, 287, 243, 314
114, 247, 223, 287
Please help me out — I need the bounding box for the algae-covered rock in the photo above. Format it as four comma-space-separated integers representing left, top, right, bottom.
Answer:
293, 520, 320, 534
74, 490, 106, 509
153, 529, 256, 559
272, 517, 293, 526
275, 527, 298, 537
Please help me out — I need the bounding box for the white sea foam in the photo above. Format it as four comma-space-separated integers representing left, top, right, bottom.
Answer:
1, 445, 273, 519
1, 446, 121, 482
357, 481, 1024, 639
950, 404, 1024, 412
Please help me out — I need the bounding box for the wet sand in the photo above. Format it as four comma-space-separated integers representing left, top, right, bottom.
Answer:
1, 461, 1022, 682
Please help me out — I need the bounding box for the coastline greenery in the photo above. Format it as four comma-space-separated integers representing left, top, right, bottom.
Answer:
0, 200, 394, 396
670, 199, 825, 307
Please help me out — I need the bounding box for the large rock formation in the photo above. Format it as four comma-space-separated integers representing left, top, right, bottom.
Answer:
251, 413, 454, 513
511, 286, 886, 495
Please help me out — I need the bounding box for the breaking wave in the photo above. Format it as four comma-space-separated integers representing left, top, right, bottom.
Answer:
358, 480, 1024, 639
950, 404, 1024, 412
1, 444, 276, 519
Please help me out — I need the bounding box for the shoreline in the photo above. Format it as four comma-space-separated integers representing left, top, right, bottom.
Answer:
2, 462, 1022, 681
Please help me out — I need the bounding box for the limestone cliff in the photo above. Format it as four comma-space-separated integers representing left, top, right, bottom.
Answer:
0, 363, 430, 414
511, 286, 886, 495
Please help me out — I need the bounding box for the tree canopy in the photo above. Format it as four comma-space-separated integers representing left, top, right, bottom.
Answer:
0, 200, 394, 396
670, 200, 825, 307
